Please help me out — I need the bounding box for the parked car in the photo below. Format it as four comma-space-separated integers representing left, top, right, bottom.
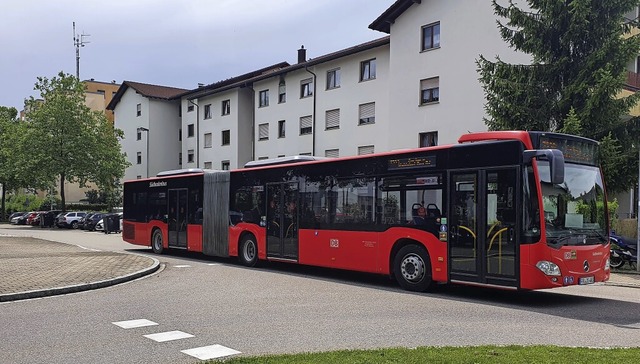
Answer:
78, 213, 94, 230
57, 211, 87, 229
31, 210, 62, 227
95, 213, 123, 233
25, 212, 41, 225
10, 212, 31, 225
9, 212, 27, 225
83, 213, 104, 231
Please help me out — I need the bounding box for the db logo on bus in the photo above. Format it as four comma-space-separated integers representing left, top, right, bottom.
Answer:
330, 239, 339, 248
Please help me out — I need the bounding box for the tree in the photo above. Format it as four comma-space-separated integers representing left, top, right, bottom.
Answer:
477, 0, 640, 193
24, 72, 129, 210
0, 106, 31, 220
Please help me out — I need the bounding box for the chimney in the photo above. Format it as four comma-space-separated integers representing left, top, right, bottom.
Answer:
297, 45, 306, 64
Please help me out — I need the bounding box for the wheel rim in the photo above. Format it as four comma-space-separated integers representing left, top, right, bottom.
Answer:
153, 232, 162, 251
243, 240, 256, 262
400, 253, 425, 283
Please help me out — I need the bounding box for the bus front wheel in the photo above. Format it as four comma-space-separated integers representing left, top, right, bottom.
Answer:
393, 244, 432, 292
151, 229, 164, 254
239, 235, 258, 267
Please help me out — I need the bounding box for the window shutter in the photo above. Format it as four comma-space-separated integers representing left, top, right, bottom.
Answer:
259, 123, 269, 140
358, 145, 374, 155
300, 115, 312, 129
359, 103, 375, 120
325, 109, 340, 129
325, 149, 339, 158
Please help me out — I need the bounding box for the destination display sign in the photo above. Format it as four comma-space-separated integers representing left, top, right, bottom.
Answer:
388, 155, 436, 170
538, 136, 597, 165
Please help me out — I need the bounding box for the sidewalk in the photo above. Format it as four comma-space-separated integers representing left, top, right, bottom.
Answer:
0, 235, 159, 302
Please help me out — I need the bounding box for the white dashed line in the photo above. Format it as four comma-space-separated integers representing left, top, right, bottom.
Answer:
181, 344, 241, 360
76, 245, 102, 252
144, 330, 194, 342
112, 319, 159, 329
174, 265, 192, 268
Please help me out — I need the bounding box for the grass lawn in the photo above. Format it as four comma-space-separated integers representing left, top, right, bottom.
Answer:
212, 345, 640, 363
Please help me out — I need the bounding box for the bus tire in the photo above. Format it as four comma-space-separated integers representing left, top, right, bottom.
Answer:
239, 234, 258, 267
393, 244, 432, 292
151, 229, 164, 255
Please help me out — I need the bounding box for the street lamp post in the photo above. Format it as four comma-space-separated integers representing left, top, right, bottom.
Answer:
137, 127, 149, 178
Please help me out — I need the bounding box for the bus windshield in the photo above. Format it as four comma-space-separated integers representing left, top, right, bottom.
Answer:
538, 161, 608, 247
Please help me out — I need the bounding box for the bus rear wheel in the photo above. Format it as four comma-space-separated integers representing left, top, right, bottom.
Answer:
393, 244, 432, 292
151, 229, 164, 254
239, 235, 258, 267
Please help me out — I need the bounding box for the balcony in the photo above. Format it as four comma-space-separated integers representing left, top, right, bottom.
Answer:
625, 71, 640, 91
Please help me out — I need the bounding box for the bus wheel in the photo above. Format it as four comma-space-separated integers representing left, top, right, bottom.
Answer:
239, 235, 258, 267
393, 245, 432, 292
151, 229, 164, 255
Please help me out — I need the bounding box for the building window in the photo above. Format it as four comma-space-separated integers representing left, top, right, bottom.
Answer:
204, 133, 212, 148
419, 131, 438, 147
204, 161, 212, 169
422, 22, 441, 51
204, 104, 212, 119
187, 124, 194, 137
299, 152, 312, 156
137, 175, 142, 179
187, 149, 194, 163
325, 149, 339, 158
327, 68, 341, 89
300, 115, 312, 135
358, 102, 375, 125
222, 130, 230, 146
178, 104, 182, 117
179, 153, 182, 165
258, 156, 269, 160
97, 89, 105, 96
278, 120, 286, 138
136, 152, 142, 164
278, 79, 286, 103
136, 130, 142, 141
325, 109, 340, 130
258, 123, 269, 141
420, 77, 440, 104
221, 161, 230, 170
360, 59, 376, 81
136, 103, 141, 117
300, 78, 313, 98
179, 129, 182, 141
222, 99, 230, 115
358, 145, 375, 155
259, 90, 269, 107
187, 104, 194, 112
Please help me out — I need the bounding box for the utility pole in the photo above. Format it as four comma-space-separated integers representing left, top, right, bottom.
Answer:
73, 22, 90, 79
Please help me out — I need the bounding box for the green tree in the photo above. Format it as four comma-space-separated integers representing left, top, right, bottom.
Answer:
24, 72, 129, 210
477, 0, 640, 193
0, 106, 32, 220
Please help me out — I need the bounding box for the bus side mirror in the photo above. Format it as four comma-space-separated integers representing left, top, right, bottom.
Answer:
524, 149, 565, 185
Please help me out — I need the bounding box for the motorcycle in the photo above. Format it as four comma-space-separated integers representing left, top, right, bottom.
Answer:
609, 232, 638, 270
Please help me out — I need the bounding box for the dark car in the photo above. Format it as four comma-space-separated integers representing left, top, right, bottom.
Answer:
31, 210, 62, 227
83, 213, 104, 231
10, 212, 29, 225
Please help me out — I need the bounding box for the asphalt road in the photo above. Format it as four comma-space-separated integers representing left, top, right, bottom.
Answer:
1, 226, 639, 363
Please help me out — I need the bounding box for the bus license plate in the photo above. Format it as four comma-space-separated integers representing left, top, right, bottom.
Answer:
579, 276, 594, 285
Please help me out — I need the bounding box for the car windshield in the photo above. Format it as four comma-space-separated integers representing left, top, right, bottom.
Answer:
538, 161, 608, 247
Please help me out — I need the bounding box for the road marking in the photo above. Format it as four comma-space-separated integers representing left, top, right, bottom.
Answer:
181, 344, 241, 360
76, 245, 102, 252
112, 319, 159, 329
207, 263, 220, 266
174, 265, 192, 268
144, 330, 194, 342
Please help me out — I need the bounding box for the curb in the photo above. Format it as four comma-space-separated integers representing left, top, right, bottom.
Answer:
0, 256, 161, 303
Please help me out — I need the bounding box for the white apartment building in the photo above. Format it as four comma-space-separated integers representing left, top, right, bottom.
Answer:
109, 81, 187, 181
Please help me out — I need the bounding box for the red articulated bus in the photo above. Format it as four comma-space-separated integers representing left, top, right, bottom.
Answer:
122, 131, 610, 291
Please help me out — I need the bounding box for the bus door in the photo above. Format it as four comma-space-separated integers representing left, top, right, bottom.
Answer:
266, 182, 299, 260
448, 169, 518, 287
168, 188, 188, 248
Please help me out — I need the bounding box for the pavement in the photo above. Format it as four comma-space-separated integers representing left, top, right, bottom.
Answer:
0, 230, 637, 302
0, 234, 159, 302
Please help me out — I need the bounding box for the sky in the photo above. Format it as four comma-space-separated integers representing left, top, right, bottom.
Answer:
1, 0, 394, 111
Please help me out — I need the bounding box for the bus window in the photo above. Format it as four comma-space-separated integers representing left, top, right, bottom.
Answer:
232, 186, 264, 225
332, 177, 375, 225
148, 192, 167, 223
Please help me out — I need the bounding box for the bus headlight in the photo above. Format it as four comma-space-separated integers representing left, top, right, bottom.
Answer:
536, 261, 561, 276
